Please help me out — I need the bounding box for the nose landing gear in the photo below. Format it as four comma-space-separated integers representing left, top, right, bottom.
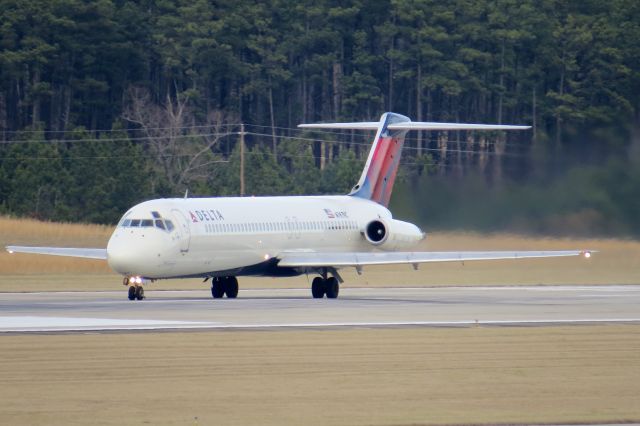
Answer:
124, 276, 145, 301
127, 285, 145, 301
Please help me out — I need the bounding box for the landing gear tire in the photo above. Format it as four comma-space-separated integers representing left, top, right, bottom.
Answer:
325, 277, 339, 299
211, 278, 225, 299
128, 286, 136, 301
224, 277, 239, 298
311, 277, 326, 299
135, 286, 145, 300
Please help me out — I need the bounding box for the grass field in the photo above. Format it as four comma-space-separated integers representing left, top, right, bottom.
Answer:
0, 325, 638, 426
1, 215, 639, 292
1, 216, 639, 425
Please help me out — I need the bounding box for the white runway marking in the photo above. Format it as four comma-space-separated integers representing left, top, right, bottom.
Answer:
1, 316, 639, 333
0, 316, 217, 332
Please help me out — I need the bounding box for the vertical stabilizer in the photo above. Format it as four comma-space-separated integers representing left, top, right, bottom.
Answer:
349, 112, 410, 206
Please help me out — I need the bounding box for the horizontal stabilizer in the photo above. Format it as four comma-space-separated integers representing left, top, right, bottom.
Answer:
278, 250, 592, 268
298, 121, 531, 131
6, 246, 107, 260
387, 122, 531, 131
298, 122, 380, 130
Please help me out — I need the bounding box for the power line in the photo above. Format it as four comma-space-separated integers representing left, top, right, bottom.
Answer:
0, 131, 240, 145
1, 123, 532, 148
0, 123, 240, 135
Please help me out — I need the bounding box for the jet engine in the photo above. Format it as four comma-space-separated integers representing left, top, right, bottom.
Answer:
365, 220, 389, 245
363, 219, 424, 250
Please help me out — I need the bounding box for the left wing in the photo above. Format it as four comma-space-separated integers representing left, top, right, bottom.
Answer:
277, 250, 592, 268
6, 246, 107, 260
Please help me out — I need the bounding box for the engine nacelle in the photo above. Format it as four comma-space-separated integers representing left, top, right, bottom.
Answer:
365, 220, 389, 245
363, 219, 424, 250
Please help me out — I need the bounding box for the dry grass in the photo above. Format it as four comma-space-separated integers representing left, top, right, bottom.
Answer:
0, 215, 112, 246
1, 215, 639, 292
0, 325, 638, 425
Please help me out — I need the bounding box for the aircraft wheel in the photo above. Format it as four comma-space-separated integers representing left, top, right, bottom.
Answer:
135, 286, 145, 300
211, 278, 225, 299
128, 286, 136, 301
311, 277, 325, 298
325, 277, 339, 299
224, 277, 239, 298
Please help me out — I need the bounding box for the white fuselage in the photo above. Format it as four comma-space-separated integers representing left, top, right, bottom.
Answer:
106, 195, 424, 279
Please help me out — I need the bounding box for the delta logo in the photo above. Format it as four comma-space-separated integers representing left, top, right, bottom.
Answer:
189, 209, 225, 223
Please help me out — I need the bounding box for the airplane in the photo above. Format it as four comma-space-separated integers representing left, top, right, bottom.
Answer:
6, 112, 592, 301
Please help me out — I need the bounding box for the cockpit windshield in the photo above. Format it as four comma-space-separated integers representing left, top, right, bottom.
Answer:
120, 211, 175, 232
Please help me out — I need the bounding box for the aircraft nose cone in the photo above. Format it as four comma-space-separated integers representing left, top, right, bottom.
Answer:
107, 233, 141, 275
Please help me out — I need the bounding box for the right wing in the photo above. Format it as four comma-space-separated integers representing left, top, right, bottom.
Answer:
6, 246, 107, 260
277, 250, 592, 268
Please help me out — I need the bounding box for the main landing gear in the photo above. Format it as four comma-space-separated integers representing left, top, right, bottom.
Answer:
211, 276, 239, 299
311, 276, 340, 299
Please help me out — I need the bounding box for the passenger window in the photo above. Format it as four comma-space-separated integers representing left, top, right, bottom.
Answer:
165, 220, 175, 231
155, 220, 166, 230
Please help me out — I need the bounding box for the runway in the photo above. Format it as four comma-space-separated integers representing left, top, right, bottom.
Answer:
0, 285, 639, 333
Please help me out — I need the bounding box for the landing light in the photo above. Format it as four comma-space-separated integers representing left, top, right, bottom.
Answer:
264, 254, 270, 260
8, 250, 13, 254
128, 276, 143, 285
583, 251, 592, 259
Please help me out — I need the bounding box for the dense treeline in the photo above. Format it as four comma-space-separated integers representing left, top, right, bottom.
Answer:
0, 0, 639, 235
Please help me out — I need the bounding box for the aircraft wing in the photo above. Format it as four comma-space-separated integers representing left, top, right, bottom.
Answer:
277, 250, 591, 268
6, 246, 107, 260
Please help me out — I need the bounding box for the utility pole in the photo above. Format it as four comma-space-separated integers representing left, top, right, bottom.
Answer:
239, 123, 245, 196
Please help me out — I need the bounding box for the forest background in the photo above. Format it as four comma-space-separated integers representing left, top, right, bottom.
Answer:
0, 0, 639, 237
